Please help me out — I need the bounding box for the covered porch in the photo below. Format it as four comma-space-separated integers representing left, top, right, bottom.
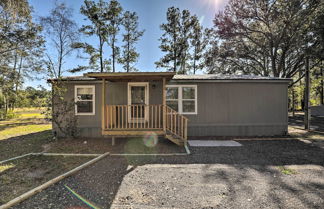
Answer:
85, 72, 188, 146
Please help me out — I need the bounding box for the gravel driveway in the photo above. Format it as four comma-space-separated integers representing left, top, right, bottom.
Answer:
13, 139, 324, 209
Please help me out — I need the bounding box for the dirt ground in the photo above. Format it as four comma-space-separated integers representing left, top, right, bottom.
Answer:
13, 138, 324, 209
47, 136, 186, 154
0, 155, 93, 204
5, 112, 324, 208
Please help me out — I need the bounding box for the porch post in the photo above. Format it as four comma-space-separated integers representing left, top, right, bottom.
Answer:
162, 77, 166, 132
101, 78, 106, 132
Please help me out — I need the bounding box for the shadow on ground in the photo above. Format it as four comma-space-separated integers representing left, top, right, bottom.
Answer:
13, 138, 324, 209
0, 130, 53, 161
289, 112, 324, 132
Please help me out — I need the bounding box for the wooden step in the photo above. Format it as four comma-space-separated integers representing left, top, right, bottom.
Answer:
165, 134, 184, 146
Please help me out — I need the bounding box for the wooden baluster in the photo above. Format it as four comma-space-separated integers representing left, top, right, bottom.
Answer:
182, 117, 184, 139
109, 106, 112, 129
140, 105, 143, 129
131, 105, 134, 129
117, 106, 119, 129
121, 106, 124, 129
136, 105, 138, 129
126, 105, 128, 129
151, 106, 153, 129
170, 111, 173, 133
105, 106, 108, 129
119, 106, 121, 129
175, 112, 177, 134
185, 119, 188, 141
154, 105, 157, 128
178, 115, 180, 136
167, 108, 170, 130
158, 105, 161, 128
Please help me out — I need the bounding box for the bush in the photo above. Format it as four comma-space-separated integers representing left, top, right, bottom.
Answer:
5, 110, 18, 119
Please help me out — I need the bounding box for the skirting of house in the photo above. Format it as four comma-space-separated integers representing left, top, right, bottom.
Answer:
187, 124, 288, 136
55, 124, 287, 138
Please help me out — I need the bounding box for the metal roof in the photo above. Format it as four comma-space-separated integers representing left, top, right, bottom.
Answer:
173, 74, 291, 81
47, 73, 292, 83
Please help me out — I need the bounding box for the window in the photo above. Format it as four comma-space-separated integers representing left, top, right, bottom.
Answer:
166, 85, 197, 114
75, 85, 95, 115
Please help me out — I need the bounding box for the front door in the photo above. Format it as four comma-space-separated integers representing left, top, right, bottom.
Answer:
128, 82, 149, 122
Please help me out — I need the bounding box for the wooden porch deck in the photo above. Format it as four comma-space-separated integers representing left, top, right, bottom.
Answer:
98, 74, 188, 146
102, 104, 188, 146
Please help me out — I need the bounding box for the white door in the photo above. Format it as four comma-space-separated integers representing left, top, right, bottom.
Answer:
128, 82, 149, 122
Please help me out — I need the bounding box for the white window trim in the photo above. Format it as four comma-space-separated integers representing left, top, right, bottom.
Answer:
166, 85, 197, 115
74, 85, 95, 115
127, 82, 149, 122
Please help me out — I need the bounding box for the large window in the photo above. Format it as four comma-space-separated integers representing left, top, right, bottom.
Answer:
75, 85, 95, 115
166, 85, 197, 114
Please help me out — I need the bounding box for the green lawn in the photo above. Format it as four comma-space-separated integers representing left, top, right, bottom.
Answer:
0, 108, 52, 161
0, 108, 51, 141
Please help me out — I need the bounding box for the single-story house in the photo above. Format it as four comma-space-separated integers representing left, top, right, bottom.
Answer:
310, 105, 324, 116
49, 72, 291, 146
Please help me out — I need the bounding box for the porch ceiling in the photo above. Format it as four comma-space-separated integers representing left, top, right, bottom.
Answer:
84, 72, 175, 81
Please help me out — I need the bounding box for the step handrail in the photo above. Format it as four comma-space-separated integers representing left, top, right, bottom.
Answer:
165, 105, 188, 144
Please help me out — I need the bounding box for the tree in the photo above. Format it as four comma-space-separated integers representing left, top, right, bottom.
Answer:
105, 0, 123, 72
119, 11, 144, 72
0, 0, 30, 55
190, 16, 211, 74
40, 2, 79, 78
74, 0, 110, 73
156, 7, 181, 72
178, 9, 193, 74
213, 0, 324, 78
0, 0, 44, 116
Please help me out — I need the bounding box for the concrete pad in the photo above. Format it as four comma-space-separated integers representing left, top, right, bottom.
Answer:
188, 140, 242, 147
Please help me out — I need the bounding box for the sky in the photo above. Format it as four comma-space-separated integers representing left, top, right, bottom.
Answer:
26, 0, 229, 89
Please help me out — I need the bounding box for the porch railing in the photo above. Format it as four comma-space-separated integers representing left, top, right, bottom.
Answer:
105, 104, 163, 130
105, 104, 188, 143
166, 105, 188, 142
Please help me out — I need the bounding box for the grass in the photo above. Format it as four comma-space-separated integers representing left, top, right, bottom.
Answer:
0, 107, 51, 141
0, 108, 53, 161
0, 164, 15, 173
278, 166, 297, 175
0, 108, 96, 205
0, 155, 93, 204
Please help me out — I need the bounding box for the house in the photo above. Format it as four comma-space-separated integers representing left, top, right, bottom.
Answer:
311, 105, 324, 116
49, 72, 291, 146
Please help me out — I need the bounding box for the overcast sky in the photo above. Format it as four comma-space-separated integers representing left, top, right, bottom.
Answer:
27, 0, 229, 89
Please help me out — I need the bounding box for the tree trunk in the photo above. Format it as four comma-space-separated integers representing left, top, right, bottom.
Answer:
127, 35, 130, 72
173, 23, 177, 73
320, 66, 324, 105
193, 46, 197, 74
299, 70, 304, 110
13, 56, 23, 110
58, 43, 63, 78
112, 35, 116, 73
99, 34, 103, 73
292, 87, 295, 117
304, 57, 310, 130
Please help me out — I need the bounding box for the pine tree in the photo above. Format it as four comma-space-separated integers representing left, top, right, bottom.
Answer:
178, 10, 192, 74
74, 0, 109, 73
155, 7, 181, 72
119, 11, 144, 72
105, 0, 122, 72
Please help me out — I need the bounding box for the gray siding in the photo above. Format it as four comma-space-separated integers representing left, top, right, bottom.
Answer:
53, 80, 288, 138
177, 82, 288, 136
54, 81, 162, 137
